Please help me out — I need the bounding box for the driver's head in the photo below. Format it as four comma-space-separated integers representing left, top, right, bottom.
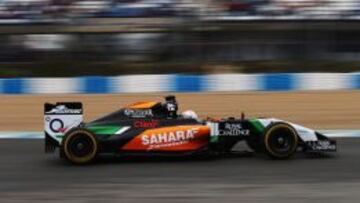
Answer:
181, 110, 198, 120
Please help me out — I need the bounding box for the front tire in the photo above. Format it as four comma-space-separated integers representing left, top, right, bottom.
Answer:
61, 128, 99, 164
263, 122, 298, 159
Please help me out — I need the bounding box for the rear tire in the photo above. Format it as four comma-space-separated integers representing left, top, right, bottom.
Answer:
61, 128, 99, 164
263, 123, 298, 159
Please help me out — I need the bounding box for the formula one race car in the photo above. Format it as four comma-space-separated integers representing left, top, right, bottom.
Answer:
44, 95, 337, 164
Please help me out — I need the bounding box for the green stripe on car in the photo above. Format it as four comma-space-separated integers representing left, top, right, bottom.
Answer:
87, 126, 123, 134
249, 119, 265, 133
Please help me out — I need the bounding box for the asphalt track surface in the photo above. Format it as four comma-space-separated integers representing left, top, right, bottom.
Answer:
0, 138, 360, 203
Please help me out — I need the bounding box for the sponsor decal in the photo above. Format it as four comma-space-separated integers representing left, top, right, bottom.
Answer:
121, 125, 210, 151
46, 105, 82, 114
124, 109, 153, 118
141, 128, 198, 149
307, 140, 336, 151
166, 103, 176, 111
133, 120, 159, 128
219, 123, 250, 136
49, 118, 67, 133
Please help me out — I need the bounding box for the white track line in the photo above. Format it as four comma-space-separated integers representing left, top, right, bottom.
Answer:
320, 130, 360, 138
0, 132, 43, 139
0, 130, 359, 139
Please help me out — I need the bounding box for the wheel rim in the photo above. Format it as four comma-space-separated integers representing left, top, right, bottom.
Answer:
68, 134, 95, 158
64, 130, 98, 164
265, 125, 297, 157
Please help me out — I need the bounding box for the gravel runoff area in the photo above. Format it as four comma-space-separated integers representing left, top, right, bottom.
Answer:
0, 91, 359, 131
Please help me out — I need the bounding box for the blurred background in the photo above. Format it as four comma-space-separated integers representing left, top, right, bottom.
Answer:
0, 0, 360, 77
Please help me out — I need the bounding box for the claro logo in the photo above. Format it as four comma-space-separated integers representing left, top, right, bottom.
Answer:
134, 120, 159, 128
141, 128, 198, 146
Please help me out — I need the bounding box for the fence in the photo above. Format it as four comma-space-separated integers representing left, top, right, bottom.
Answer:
0, 73, 359, 94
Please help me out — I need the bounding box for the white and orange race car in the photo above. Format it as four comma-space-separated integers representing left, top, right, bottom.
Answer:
44, 95, 336, 164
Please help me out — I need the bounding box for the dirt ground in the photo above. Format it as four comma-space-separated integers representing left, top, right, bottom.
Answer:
0, 91, 359, 131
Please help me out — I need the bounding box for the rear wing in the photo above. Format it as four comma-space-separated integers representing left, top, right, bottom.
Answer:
44, 102, 83, 153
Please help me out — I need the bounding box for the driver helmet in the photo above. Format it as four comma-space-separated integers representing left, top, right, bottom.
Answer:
181, 110, 198, 120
